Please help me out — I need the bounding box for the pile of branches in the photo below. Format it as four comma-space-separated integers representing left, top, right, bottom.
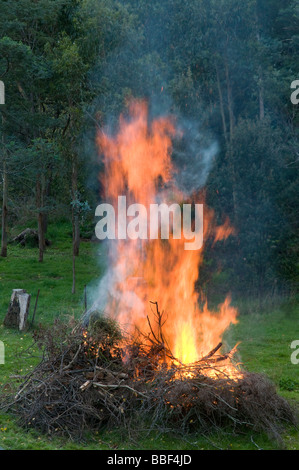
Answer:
0, 308, 297, 443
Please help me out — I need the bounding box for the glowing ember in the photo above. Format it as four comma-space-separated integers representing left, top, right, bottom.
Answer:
96, 99, 242, 379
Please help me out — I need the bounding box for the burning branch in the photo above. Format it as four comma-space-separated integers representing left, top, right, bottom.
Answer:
200, 342, 223, 361
146, 301, 178, 364
143, 301, 239, 375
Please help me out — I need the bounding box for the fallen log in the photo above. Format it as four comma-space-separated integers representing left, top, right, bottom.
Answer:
10, 228, 51, 247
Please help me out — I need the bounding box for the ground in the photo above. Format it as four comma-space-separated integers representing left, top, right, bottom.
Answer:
0, 222, 298, 450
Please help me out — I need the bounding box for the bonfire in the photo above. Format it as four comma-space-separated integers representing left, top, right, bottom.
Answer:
0, 313, 296, 444
0, 100, 296, 444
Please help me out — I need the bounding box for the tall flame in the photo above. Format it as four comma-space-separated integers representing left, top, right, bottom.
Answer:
96, 100, 238, 367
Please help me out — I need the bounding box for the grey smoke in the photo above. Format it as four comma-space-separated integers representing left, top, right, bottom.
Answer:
81, 1, 220, 326
172, 120, 219, 195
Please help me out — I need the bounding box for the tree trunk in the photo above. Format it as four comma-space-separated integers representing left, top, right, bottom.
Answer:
258, 69, 265, 121
72, 248, 76, 294
225, 59, 235, 143
36, 176, 45, 262
255, 12, 265, 121
42, 163, 53, 236
1, 157, 8, 258
216, 64, 228, 146
72, 155, 80, 256
224, 58, 238, 221
74, 213, 80, 254
1, 115, 7, 258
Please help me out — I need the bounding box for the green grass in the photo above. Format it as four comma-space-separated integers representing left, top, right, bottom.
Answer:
0, 222, 105, 325
0, 223, 298, 450
230, 301, 299, 395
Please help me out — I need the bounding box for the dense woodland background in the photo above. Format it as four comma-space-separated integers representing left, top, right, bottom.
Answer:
0, 0, 298, 302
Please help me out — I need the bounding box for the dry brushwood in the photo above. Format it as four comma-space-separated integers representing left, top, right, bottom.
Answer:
0, 312, 297, 444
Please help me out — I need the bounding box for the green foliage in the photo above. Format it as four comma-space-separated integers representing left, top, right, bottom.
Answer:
0, 1, 297, 293
279, 378, 299, 392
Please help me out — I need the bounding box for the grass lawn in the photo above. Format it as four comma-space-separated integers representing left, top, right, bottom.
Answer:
0, 222, 298, 450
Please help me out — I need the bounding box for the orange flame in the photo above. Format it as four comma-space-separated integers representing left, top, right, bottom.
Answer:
96, 99, 240, 375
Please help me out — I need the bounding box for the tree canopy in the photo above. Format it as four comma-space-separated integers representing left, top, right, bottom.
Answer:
0, 0, 298, 298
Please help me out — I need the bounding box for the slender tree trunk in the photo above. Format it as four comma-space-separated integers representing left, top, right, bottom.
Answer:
224, 59, 238, 221
225, 59, 235, 143
72, 155, 80, 256
1, 157, 8, 258
71, 209, 79, 293
216, 64, 228, 146
1, 115, 7, 258
36, 176, 45, 262
71, 154, 79, 294
72, 247, 76, 294
73, 213, 80, 254
255, 12, 265, 121
42, 162, 53, 236
43, 212, 48, 237
258, 69, 265, 121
